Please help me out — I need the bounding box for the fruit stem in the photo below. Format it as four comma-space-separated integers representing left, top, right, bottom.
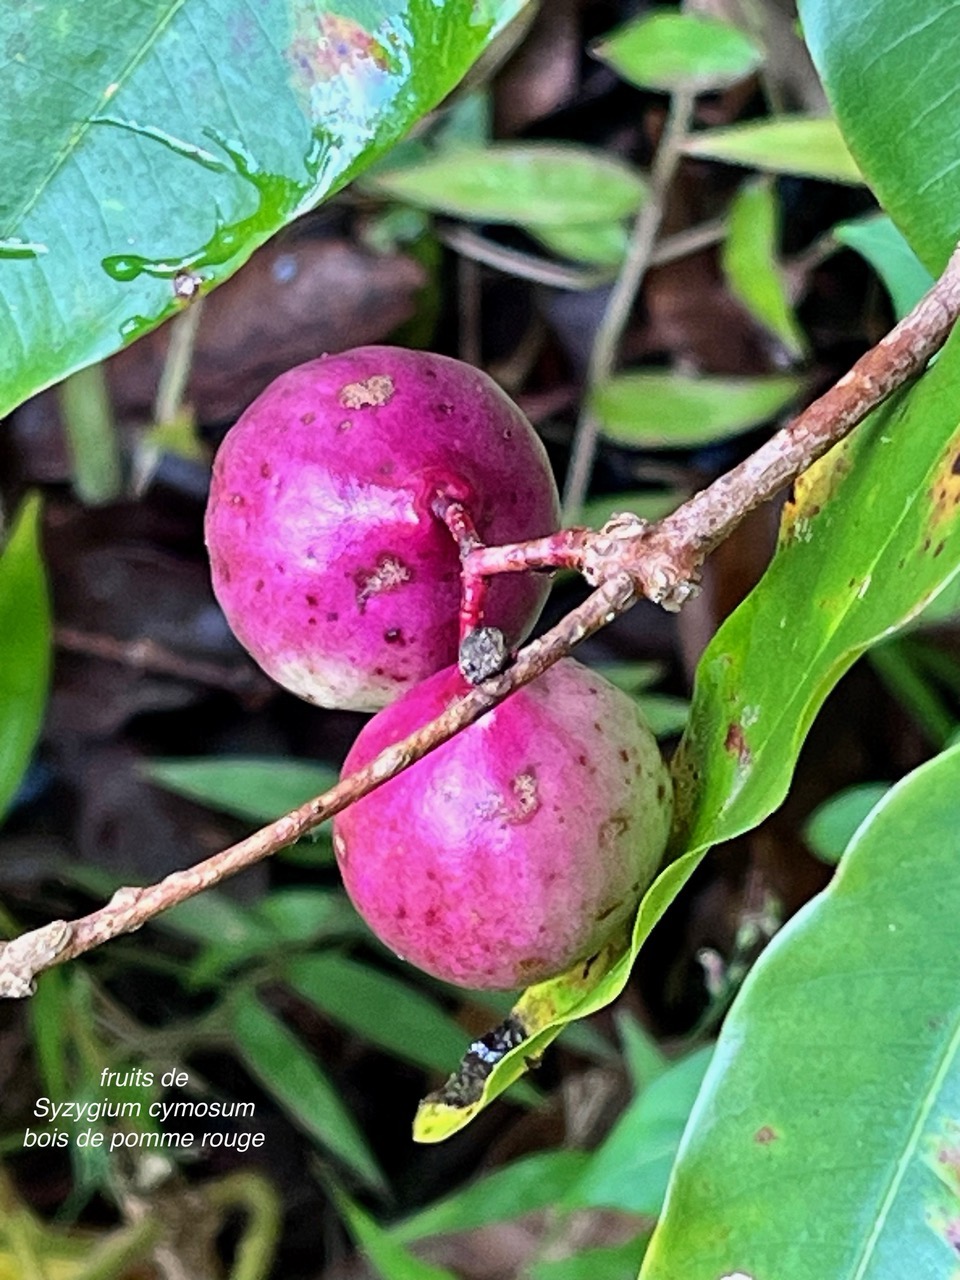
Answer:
432, 494, 489, 641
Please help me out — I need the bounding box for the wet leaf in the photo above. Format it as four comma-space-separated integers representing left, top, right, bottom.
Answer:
722, 178, 805, 358
143, 757, 337, 825
369, 144, 647, 227
833, 214, 935, 320
799, 0, 960, 272
592, 371, 803, 448
0, 0, 524, 416
641, 745, 960, 1278
414, 297, 960, 1140
593, 10, 763, 93
803, 781, 890, 865
0, 496, 51, 823
231, 991, 385, 1192
684, 115, 863, 183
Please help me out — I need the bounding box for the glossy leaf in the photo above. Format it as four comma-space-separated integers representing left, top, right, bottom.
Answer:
393, 1150, 590, 1243
684, 115, 863, 184
593, 371, 803, 448
803, 781, 890, 865
369, 144, 647, 227
641, 744, 960, 1277
799, 0, 960, 272
0, 0, 524, 417
231, 992, 385, 1191
566, 1046, 713, 1216
0, 496, 51, 823
144, 757, 337, 825
284, 953, 476, 1077
593, 10, 763, 93
722, 178, 805, 358
414, 302, 960, 1140
833, 214, 935, 321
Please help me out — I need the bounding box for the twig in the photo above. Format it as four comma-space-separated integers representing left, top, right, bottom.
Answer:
562, 90, 697, 521
3, 241, 960, 996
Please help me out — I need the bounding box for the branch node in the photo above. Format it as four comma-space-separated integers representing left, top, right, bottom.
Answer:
0, 920, 74, 998
459, 626, 510, 684
581, 513, 650, 587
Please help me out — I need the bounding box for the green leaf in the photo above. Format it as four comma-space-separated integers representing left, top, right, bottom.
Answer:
529, 1237, 651, 1280
593, 10, 763, 93
641, 744, 960, 1278
335, 1188, 457, 1280
592, 371, 803, 448
284, 953, 474, 1076
566, 1046, 713, 1216
528, 221, 628, 267
393, 1150, 590, 1243
799, 0, 960, 272
414, 292, 960, 1141
0, 496, 51, 823
231, 992, 385, 1192
369, 144, 647, 227
684, 115, 863, 184
833, 214, 935, 321
143, 757, 337, 825
0, 1, 522, 417
803, 781, 890, 865
722, 178, 806, 358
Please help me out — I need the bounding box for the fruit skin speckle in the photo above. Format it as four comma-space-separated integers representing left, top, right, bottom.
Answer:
333, 658, 673, 989
205, 346, 560, 711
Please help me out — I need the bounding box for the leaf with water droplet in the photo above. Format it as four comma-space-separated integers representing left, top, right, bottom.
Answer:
0, 0, 527, 415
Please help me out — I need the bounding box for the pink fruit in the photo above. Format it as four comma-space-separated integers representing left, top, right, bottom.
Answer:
205, 347, 560, 711
333, 659, 673, 990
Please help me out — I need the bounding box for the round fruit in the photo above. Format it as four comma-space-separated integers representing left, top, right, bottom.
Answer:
204, 347, 560, 711
333, 658, 673, 990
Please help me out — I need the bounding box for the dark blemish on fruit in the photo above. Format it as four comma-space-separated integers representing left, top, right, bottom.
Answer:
308, 617, 317, 626
426, 1014, 529, 1108
657, 781, 667, 803
384, 628, 405, 645
219, 562, 232, 583
396, 905, 407, 920
599, 810, 631, 847
373, 666, 385, 677
619, 748, 630, 763
754, 1125, 778, 1144
260, 461, 271, 478
424, 907, 439, 926
935, 540, 946, 556
300, 411, 315, 425
338, 374, 395, 409
517, 956, 546, 975
426, 869, 437, 881
479, 772, 540, 824
923, 537, 932, 552
391, 674, 409, 683
254, 578, 264, 593
305, 594, 318, 607
435, 401, 454, 415
274, 562, 286, 575
953, 454, 960, 476
595, 902, 619, 922
581, 951, 600, 979
593, 722, 602, 732
355, 555, 412, 611
725, 722, 751, 766
577, 754, 588, 766
326, 611, 339, 622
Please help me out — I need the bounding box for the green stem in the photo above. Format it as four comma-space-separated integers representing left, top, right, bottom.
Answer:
58, 364, 123, 506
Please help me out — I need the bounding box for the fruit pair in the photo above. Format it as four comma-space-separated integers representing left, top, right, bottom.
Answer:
205, 347, 673, 988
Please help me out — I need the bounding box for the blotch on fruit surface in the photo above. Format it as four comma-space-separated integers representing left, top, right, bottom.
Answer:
333, 658, 673, 989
